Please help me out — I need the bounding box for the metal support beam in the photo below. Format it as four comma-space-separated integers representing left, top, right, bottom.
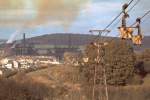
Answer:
90, 29, 109, 100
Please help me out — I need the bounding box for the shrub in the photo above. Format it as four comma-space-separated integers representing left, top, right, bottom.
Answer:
0, 77, 50, 100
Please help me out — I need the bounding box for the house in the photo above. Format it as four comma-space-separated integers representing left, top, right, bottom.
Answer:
0, 70, 3, 75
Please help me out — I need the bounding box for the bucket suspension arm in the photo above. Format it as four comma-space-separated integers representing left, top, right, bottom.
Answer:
122, 4, 129, 27
136, 18, 141, 35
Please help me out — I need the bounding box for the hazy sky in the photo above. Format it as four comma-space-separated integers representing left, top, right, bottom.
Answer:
0, 0, 150, 40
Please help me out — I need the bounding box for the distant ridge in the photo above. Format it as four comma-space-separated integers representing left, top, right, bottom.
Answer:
22, 33, 150, 51
27, 33, 115, 45
0, 39, 6, 44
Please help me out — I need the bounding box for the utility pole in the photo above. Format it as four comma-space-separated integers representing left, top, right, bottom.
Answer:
89, 29, 110, 42
89, 29, 110, 100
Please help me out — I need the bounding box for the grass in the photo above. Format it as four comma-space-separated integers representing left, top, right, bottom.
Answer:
26, 65, 150, 100
0, 77, 50, 100
0, 64, 149, 100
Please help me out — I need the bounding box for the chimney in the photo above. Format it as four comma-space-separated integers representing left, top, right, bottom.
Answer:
23, 33, 26, 49
23, 33, 26, 55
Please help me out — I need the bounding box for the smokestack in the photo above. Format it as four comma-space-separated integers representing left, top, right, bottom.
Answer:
68, 33, 72, 49
23, 33, 26, 55
23, 33, 26, 48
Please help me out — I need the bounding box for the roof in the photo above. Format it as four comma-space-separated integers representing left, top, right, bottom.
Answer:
33, 44, 82, 49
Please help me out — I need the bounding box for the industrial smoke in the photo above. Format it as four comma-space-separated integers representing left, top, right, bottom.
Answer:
0, 0, 89, 43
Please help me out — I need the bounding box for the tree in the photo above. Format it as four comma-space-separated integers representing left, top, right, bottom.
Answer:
80, 40, 136, 86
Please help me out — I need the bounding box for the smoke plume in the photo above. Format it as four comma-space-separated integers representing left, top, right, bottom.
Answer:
0, 0, 89, 42
6, 26, 24, 43
0, 0, 89, 28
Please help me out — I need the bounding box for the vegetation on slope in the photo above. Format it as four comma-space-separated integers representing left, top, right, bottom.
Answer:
80, 40, 136, 85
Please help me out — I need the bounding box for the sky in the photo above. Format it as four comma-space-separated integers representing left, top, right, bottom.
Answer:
0, 0, 150, 41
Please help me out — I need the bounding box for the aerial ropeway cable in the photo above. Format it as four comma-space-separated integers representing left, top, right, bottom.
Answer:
106, 0, 141, 36
131, 10, 150, 45
131, 10, 150, 26
118, 0, 142, 40
108, 10, 150, 45
128, 0, 141, 12
92, 0, 135, 41
88, 2, 150, 100
102, 0, 134, 32
100, 0, 148, 46
90, 0, 149, 46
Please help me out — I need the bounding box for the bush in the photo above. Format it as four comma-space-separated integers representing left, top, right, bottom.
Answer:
0, 77, 50, 100
127, 74, 143, 85
134, 48, 150, 79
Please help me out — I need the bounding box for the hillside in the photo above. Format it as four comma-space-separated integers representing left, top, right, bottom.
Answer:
0, 39, 6, 45
26, 33, 150, 51
27, 33, 96, 46
10, 64, 150, 100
